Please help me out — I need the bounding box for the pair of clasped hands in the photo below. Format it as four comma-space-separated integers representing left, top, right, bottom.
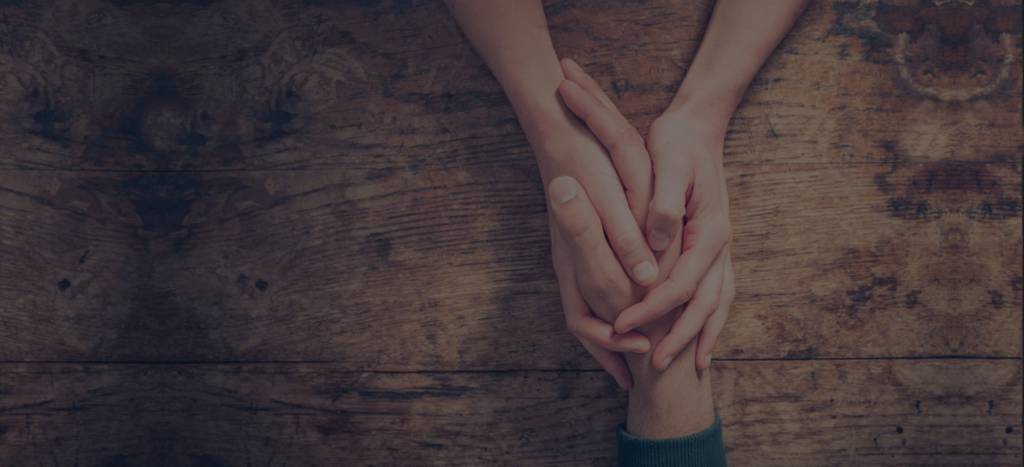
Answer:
545, 59, 734, 390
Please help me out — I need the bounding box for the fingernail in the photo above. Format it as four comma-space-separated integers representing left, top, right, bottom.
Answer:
704, 353, 712, 368
632, 261, 657, 283
563, 57, 582, 72
548, 177, 577, 204
661, 354, 674, 369
649, 230, 671, 251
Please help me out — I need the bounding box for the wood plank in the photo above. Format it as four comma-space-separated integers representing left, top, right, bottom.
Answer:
0, 360, 1019, 466
1, 161, 1019, 364
0, 0, 1018, 170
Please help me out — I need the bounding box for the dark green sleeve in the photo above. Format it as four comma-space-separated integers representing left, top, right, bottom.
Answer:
617, 415, 726, 467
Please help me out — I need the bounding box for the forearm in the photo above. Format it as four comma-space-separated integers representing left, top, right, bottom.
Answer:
621, 0, 807, 440
667, 0, 807, 131
444, 0, 577, 165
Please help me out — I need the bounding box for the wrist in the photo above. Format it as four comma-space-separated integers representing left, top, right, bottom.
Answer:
627, 364, 715, 439
662, 84, 739, 139
523, 111, 589, 182
625, 326, 716, 439
650, 108, 728, 161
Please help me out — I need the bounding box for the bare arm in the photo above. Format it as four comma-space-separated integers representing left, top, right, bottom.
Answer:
446, 0, 670, 391
443, 0, 570, 150
666, 0, 810, 134
623, 0, 808, 439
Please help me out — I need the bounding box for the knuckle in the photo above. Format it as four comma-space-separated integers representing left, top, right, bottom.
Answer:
579, 272, 631, 315
591, 271, 621, 299
651, 202, 685, 225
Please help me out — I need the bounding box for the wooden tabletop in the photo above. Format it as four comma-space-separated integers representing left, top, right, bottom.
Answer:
0, 0, 1020, 465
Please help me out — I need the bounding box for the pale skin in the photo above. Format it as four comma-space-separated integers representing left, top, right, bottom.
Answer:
445, 0, 806, 439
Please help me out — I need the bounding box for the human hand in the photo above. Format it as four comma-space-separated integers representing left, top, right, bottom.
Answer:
537, 101, 666, 392
557, 59, 736, 372
612, 107, 736, 372
550, 65, 722, 436
542, 57, 684, 389
546, 57, 687, 391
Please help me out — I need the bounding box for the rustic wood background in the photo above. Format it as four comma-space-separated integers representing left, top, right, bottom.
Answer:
0, 0, 1021, 465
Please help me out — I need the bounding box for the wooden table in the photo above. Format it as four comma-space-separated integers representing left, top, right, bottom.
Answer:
0, 0, 1020, 465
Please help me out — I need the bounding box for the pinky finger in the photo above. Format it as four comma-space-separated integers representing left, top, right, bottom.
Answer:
696, 252, 735, 370
580, 338, 633, 390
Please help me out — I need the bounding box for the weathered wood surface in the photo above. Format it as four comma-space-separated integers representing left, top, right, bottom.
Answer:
0, 360, 1019, 466
1, 161, 1020, 363
0, 0, 1019, 170
0, 0, 1021, 465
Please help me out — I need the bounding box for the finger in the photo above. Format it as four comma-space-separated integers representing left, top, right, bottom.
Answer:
548, 184, 635, 391
614, 219, 729, 333
548, 177, 637, 319
557, 78, 652, 216
580, 338, 633, 390
548, 198, 636, 327
560, 57, 618, 111
548, 175, 611, 254
696, 249, 735, 370
568, 313, 650, 354
555, 244, 649, 354
646, 154, 691, 251
651, 255, 726, 370
548, 175, 659, 288
552, 237, 649, 356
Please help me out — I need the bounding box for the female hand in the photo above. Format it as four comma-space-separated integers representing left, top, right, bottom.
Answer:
559, 60, 736, 372
615, 107, 736, 371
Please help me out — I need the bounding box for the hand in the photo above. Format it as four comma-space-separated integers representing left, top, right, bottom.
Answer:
543, 58, 680, 390
548, 180, 649, 390
539, 99, 656, 390
553, 65, 724, 437
558, 60, 736, 372
547, 59, 684, 388
536, 107, 660, 289
613, 109, 736, 371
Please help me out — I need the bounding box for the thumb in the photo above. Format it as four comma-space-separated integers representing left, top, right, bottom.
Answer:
547, 176, 602, 243
646, 159, 691, 251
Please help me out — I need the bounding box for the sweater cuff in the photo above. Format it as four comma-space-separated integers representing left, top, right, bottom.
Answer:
617, 415, 726, 467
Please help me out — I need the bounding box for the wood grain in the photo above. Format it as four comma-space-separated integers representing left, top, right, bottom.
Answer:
0, 0, 1020, 465
0, 360, 1019, 466
0, 1, 1018, 170
1, 161, 1019, 364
